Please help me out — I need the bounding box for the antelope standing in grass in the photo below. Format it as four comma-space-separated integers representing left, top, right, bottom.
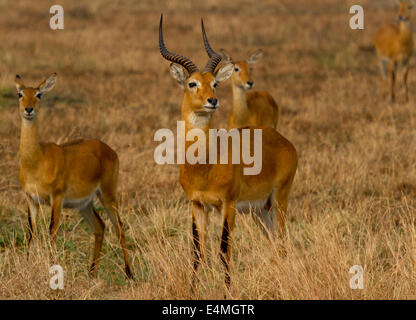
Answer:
219, 49, 279, 130
374, 0, 414, 103
15, 74, 133, 278
159, 15, 298, 290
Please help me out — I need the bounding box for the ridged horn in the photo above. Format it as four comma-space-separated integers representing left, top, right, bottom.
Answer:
201, 18, 222, 74
159, 14, 199, 75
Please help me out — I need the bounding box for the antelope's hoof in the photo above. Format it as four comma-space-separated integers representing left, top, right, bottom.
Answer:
125, 265, 134, 279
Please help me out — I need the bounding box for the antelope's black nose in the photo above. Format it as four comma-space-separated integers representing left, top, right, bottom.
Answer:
207, 98, 218, 106
25, 107, 34, 114
247, 81, 254, 88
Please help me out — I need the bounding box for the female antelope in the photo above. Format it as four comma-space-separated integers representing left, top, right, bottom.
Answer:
159, 16, 298, 289
219, 49, 279, 130
374, 0, 413, 103
15, 74, 133, 278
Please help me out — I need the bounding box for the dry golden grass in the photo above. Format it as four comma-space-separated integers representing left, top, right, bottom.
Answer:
1, 0, 416, 299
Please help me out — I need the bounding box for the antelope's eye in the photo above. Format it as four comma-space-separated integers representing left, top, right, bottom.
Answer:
213, 83, 218, 88
18, 92, 23, 98
36, 93, 42, 99
234, 67, 240, 72
188, 82, 197, 88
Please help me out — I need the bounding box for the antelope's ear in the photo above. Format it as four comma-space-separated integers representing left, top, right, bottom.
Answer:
247, 49, 264, 64
219, 49, 233, 64
38, 73, 57, 93
15, 74, 25, 93
169, 63, 187, 88
215, 63, 234, 83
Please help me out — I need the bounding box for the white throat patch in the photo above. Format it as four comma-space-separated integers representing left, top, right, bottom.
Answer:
188, 112, 210, 127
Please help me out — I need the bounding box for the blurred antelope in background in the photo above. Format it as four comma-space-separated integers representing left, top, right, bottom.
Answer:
220, 49, 279, 130
159, 15, 298, 290
374, 0, 414, 103
15, 74, 133, 278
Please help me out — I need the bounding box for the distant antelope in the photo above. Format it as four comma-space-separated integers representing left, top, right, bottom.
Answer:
15, 74, 133, 278
219, 49, 279, 130
159, 15, 298, 289
374, 0, 414, 103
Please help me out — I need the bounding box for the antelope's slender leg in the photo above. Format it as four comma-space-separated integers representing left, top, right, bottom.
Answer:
274, 189, 290, 241
379, 58, 388, 98
252, 198, 275, 238
273, 173, 296, 257
49, 194, 63, 252
388, 60, 396, 103
403, 64, 409, 103
98, 192, 133, 279
190, 200, 208, 290
79, 203, 105, 276
219, 201, 236, 289
26, 194, 39, 254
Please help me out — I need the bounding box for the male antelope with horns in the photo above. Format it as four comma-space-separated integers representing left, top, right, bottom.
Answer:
219, 49, 279, 130
15, 73, 133, 278
159, 15, 298, 290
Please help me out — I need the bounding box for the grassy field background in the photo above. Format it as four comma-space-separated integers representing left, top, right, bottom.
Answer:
1, 0, 416, 299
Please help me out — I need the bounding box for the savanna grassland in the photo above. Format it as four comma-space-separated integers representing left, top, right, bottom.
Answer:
1, 0, 416, 299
